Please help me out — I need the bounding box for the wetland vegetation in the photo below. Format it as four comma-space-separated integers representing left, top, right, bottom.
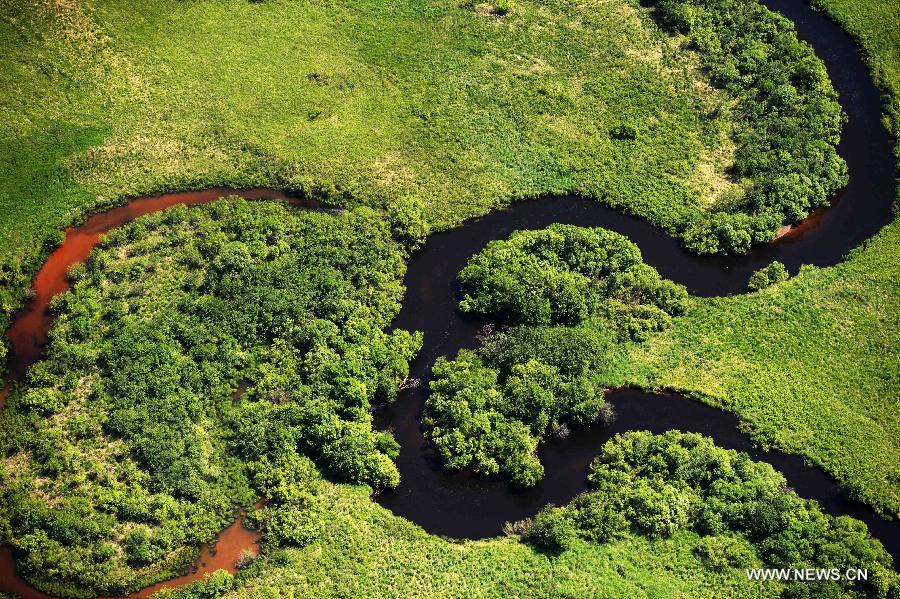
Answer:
0, 0, 898, 596
0, 200, 420, 594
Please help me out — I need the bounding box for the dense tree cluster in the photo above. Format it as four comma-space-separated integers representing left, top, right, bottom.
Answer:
521, 431, 898, 598
652, 0, 847, 254
425, 226, 691, 487
387, 196, 431, 251
458, 225, 687, 341
423, 325, 614, 487
0, 199, 420, 595
747, 260, 789, 291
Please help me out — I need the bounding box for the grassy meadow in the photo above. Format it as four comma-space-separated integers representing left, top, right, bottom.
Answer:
225, 480, 780, 599
812, 0, 900, 152
0, 0, 739, 316
615, 221, 900, 516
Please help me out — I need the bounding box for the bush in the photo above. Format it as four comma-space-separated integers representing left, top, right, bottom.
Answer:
0, 199, 422, 592
255, 500, 325, 547
694, 535, 756, 569
492, 0, 514, 16
524, 506, 576, 553
747, 261, 789, 291
388, 197, 430, 250
652, 0, 847, 254
571, 493, 628, 542
154, 571, 236, 599
518, 431, 897, 597
424, 324, 611, 487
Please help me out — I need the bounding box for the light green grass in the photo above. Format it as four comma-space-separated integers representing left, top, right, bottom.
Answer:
0, 0, 737, 311
605, 0, 900, 517
614, 221, 900, 516
812, 0, 900, 151
227, 481, 778, 599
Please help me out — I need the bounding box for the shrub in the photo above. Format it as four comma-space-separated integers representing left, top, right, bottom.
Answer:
424, 324, 610, 487
154, 571, 236, 599
388, 196, 430, 250
255, 500, 325, 547
524, 506, 576, 553
694, 535, 756, 569
492, 0, 514, 16
519, 432, 897, 597
653, 0, 847, 254
747, 261, 789, 291
0, 200, 421, 592
571, 493, 628, 542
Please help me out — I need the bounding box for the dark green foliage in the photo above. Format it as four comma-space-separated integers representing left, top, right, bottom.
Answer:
423, 325, 613, 487
244, 453, 327, 547
523, 505, 577, 553
570, 492, 629, 543
458, 224, 687, 340
387, 196, 431, 250
520, 431, 898, 598
254, 501, 324, 547
747, 260, 789, 290
424, 350, 544, 487
0, 199, 420, 595
652, 0, 848, 253
493, 0, 515, 16
427, 226, 690, 486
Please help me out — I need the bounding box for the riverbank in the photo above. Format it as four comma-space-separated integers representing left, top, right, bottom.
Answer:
611, 0, 900, 519
0, 0, 745, 323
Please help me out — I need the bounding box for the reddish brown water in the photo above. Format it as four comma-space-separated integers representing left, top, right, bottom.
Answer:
0, 515, 258, 599
122, 511, 261, 599
3, 188, 309, 387
0, 189, 312, 598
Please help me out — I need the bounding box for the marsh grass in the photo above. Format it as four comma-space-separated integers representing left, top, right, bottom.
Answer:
0, 0, 737, 315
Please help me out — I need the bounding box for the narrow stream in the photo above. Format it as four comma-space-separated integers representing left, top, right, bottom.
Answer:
0, 0, 897, 595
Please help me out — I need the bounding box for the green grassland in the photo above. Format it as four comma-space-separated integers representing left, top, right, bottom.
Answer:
812, 0, 900, 151
603, 0, 900, 519
0, 0, 898, 596
0, 0, 740, 314
226, 480, 779, 599
615, 222, 900, 517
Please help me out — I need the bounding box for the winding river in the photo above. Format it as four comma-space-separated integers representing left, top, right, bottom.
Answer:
1, 0, 898, 595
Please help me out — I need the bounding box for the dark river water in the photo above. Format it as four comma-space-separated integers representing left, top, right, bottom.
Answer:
1, 0, 897, 595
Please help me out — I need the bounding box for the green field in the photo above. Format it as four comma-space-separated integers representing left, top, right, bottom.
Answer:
812, 0, 900, 152
617, 220, 900, 517
604, 0, 900, 518
1, 0, 744, 314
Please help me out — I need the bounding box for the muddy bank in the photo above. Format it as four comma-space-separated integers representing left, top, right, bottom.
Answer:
0, 516, 259, 599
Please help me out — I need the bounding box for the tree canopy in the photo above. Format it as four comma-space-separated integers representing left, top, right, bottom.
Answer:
521, 431, 898, 598
654, 0, 848, 253
0, 199, 420, 595
458, 224, 687, 341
